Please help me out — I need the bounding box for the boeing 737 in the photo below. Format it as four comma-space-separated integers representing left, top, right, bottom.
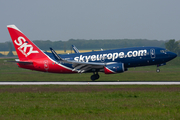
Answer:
7, 25, 177, 81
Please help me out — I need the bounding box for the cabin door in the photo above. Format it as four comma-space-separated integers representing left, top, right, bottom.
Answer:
150, 49, 155, 59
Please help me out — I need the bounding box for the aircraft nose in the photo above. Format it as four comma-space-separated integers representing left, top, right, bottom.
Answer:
168, 52, 177, 59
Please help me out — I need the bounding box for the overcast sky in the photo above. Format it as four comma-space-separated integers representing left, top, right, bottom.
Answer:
1, 0, 180, 42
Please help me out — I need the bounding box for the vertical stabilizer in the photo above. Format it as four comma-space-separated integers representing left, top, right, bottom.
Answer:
7, 25, 47, 60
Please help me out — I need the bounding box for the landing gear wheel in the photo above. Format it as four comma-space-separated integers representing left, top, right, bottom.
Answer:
91, 75, 96, 81
156, 68, 160, 73
95, 74, 99, 79
91, 73, 100, 81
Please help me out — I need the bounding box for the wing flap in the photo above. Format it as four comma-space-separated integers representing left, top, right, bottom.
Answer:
78, 65, 92, 73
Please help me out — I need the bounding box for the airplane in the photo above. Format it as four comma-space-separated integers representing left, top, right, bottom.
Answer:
7, 25, 177, 81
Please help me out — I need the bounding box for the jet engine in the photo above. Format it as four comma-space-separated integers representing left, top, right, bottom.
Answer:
104, 63, 125, 74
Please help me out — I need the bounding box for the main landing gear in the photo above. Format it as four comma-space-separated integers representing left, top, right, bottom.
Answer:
91, 72, 99, 81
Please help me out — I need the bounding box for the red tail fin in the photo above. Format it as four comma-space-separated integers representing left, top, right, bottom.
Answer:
7, 25, 47, 61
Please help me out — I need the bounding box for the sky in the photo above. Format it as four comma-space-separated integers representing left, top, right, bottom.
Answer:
1, 0, 180, 43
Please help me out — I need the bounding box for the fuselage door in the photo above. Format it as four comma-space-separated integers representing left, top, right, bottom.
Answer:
150, 49, 155, 59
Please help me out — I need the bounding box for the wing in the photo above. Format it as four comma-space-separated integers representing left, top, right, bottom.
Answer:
50, 48, 108, 73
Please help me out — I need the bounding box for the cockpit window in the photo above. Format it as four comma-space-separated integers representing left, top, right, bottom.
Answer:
160, 49, 169, 53
165, 49, 169, 52
160, 50, 165, 53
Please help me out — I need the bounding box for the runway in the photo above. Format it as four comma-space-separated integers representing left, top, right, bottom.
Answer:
0, 82, 180, 85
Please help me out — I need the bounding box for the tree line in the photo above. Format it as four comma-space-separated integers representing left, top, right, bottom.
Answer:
0, 39, 166, 51
0, 39, 179, 56
165, 39, 180, 56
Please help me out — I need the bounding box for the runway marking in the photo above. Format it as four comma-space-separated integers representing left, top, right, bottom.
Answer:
0, 82, 180, 85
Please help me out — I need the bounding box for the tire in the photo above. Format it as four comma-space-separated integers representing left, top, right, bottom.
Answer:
91, 75, 96, 81
91, 74, 100, 81
95, 74, 99, 79
156, 68, 160, 73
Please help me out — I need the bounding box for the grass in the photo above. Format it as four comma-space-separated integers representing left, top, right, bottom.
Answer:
0, 57, 180, 119
0, 85, 180, 119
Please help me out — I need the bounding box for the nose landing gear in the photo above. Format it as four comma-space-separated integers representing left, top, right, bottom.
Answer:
91, 72, 99, 81
156, 68, 160, 73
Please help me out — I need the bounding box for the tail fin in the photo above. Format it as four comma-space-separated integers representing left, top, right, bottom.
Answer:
7, 25, 47, 61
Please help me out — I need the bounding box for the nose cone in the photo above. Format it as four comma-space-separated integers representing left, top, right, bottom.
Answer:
168, 52, 177, 59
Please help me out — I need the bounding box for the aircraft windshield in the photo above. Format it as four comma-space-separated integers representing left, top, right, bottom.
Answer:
160, 49, 169, 53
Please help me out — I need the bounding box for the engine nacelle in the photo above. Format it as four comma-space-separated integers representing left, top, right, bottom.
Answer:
104, 63, 125, 74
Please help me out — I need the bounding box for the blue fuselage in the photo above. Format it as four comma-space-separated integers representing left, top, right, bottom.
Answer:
45, 47, 177, 70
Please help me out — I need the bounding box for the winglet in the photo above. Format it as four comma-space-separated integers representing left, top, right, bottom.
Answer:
72, 45, 80, 53
50, 48, 63, 61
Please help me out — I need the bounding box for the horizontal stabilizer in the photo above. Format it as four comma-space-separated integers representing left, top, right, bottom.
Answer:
5, 60, 33, 64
